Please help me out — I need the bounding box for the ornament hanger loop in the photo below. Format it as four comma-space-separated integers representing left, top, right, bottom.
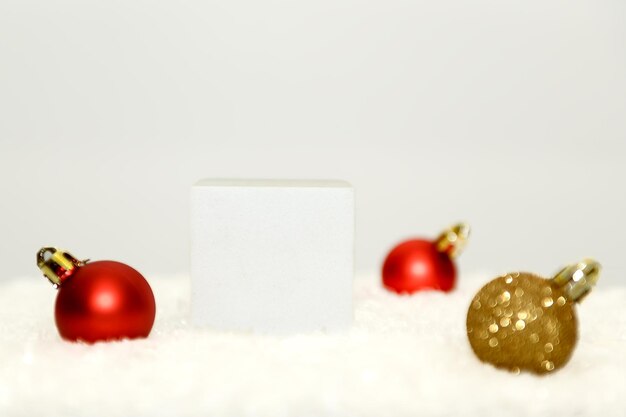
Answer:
435, 222, 470, 258
37, 247, 88, 287
552, 258, 601, 303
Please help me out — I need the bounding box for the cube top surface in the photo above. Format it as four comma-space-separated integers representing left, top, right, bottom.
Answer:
194, 178, 351, 188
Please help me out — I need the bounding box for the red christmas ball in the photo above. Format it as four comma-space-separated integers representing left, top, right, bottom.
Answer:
54, 260, 156, 343
382, 224, 469, 294
382, 240, 455, 293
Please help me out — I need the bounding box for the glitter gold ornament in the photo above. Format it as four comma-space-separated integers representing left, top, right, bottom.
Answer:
466, 259, 600, 375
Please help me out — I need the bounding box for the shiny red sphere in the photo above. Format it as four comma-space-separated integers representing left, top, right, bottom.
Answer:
382, 239, 456, 293
55, 261, 156, 343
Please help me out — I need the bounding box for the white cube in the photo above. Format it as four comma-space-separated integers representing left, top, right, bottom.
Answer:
191, 179, 354, 333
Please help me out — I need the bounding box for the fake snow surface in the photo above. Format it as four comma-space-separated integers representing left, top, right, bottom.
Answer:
1, 273, 624, 417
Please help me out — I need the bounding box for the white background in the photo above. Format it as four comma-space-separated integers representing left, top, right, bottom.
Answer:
1, 1, 624, 285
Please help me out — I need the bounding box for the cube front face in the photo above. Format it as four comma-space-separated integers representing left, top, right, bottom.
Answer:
191, 180, 354, 333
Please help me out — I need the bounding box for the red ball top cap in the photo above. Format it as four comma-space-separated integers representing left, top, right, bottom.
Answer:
37, 247, 88, 287
434, 223, 470, 258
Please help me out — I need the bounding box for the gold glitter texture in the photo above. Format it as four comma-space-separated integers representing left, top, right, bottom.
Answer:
466, 273, 577, 375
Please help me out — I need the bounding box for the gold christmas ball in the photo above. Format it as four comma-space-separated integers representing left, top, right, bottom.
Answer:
466, 273, 576, 374
466, 260, 600, 375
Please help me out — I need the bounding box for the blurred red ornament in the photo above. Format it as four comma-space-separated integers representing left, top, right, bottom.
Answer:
382, 223, 470, 294
37, 248, 156, 343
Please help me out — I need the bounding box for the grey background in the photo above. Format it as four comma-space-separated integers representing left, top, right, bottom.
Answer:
1, 1, 624, 285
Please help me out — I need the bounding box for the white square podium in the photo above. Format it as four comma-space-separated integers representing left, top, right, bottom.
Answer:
191, 179, 354, 333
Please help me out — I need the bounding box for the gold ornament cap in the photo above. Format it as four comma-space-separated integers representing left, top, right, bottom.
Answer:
552, 258, 601, 303
435, 222, 470, 258
36, 247, 87, 287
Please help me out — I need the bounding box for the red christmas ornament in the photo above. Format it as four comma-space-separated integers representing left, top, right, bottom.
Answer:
382, 223, 470, 294
37, 247, 156, 343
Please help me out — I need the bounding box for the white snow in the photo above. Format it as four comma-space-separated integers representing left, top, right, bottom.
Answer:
0, 273, 623, 417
